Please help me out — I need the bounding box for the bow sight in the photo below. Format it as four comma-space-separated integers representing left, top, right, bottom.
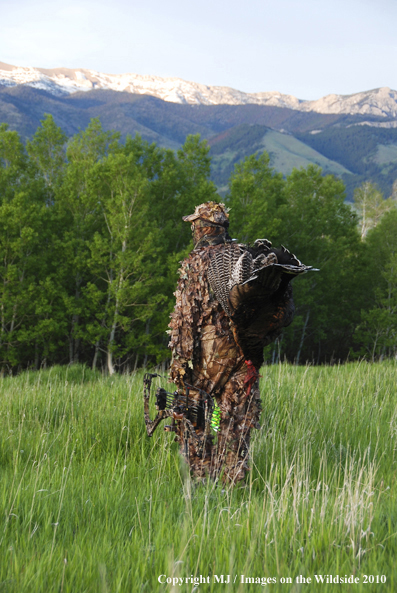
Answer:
143, 373, 218, 457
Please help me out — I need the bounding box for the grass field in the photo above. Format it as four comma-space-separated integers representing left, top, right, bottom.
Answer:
0, 361, 396, 592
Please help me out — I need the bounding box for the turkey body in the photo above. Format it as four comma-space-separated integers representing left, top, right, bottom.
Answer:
207, 239, 312, 369
168, 238, 312, 482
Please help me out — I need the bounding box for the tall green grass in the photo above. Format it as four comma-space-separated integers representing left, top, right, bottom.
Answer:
0, 361, 396, 591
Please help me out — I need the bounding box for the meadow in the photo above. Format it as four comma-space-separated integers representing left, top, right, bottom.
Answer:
0, 361, 396, 592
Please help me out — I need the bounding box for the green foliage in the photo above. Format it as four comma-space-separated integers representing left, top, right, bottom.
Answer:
353, 181, 395, 238
281, 166, 363, 356
0, 119, 218, 371
227, 158, 366, 363
26, 113, 67, 196
227, 152, 285, 243
0, 117, 395, 369
0, 124, 54, 368
355, 210, 397, 359
0, 123, 28, 199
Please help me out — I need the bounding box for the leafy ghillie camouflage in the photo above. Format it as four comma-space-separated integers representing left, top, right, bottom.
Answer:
144, 201, 314, 484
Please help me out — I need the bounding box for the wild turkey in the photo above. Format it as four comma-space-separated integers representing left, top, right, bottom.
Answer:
207, 239, 313, 369
164, 201, 315, 483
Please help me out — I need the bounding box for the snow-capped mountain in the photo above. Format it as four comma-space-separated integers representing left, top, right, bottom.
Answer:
1, 61, 397, 118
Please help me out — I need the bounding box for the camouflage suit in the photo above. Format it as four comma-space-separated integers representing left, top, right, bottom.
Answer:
168, 203, 262, 482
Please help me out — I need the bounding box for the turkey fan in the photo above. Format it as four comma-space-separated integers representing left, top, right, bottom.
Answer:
207, 239, 317, 368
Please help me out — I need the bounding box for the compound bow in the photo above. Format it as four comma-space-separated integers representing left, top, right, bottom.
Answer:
143, 373, 217, 458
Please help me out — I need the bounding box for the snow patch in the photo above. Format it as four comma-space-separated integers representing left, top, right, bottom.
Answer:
1, 61, 397, 118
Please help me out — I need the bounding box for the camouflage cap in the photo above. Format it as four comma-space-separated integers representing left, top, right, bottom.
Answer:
182, 201, 230, 227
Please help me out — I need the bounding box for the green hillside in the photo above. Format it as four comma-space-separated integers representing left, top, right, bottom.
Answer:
262, 129, 351, 176
209, 124, 352, 191
298, 125, 397, 198
1, 85, 397, 198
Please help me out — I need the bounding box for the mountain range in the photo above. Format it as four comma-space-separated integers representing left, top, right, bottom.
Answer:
1, 61, 397, 199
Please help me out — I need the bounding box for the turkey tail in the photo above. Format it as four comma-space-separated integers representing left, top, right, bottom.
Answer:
207, 243, 244, 314
207, 241, 318, 316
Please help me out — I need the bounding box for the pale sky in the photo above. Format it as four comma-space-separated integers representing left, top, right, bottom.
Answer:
1, 0, 396, 100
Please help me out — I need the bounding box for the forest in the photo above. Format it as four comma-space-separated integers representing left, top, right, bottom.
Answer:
0, 114, 396, 373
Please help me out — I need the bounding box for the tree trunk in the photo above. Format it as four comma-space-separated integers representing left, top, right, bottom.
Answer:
296, 310, 310, 365
92, 340, 100, 371
69, 313, 79, 363
73, 334, 80, 364
107, 348, 115, 375
107, 301, 118, 375
34, 341, 39, 371
69, 334, 73, 364
143, 319, 151, 368
70, 278, 81, 364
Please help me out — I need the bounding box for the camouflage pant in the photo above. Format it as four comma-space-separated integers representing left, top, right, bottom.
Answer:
175, 373, 262, 484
